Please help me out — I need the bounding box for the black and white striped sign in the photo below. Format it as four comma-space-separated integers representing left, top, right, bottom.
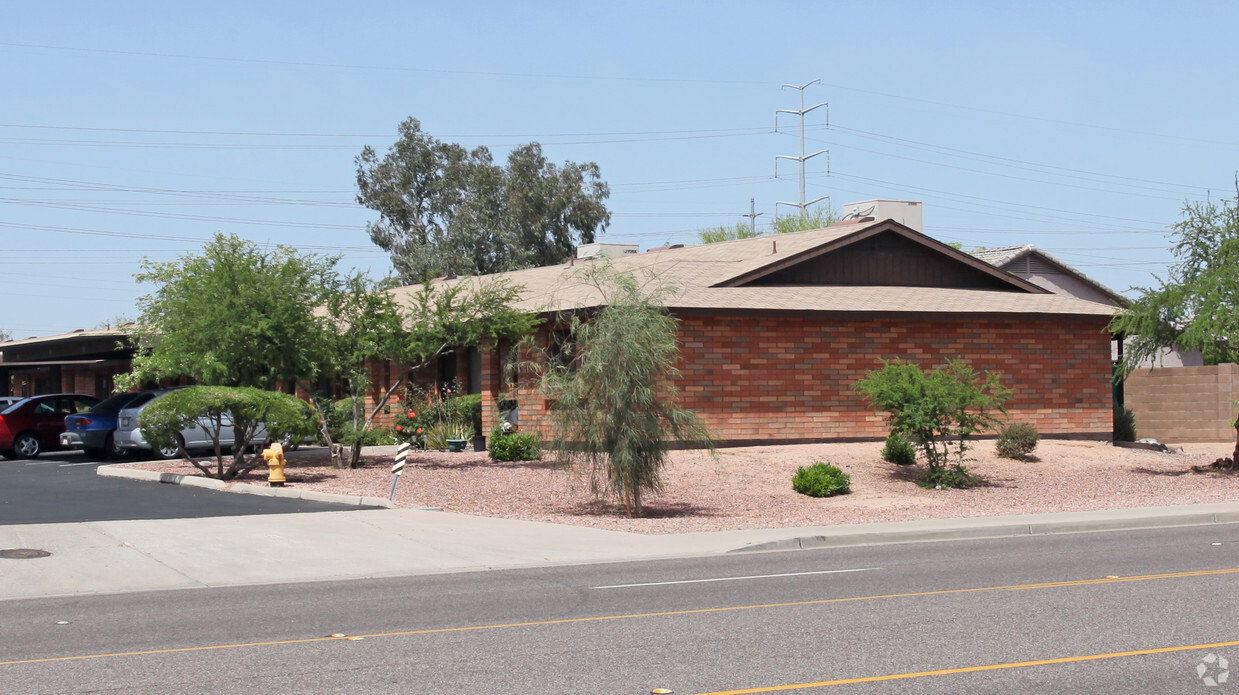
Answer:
389, 442, 413, 500
392, 442, 412, 473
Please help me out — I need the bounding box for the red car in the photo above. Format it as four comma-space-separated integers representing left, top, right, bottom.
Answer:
0, 393, 100, 459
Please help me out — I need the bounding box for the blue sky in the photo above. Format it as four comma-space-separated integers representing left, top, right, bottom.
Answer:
3, 1, 1237, 338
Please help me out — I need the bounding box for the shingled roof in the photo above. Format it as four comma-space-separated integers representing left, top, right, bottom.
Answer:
972, 244, 1129, 307
393, 220, 1117, 320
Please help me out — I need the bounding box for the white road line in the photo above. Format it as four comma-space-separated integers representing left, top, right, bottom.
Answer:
59, 462, 101, 467
592, 567, 880, 589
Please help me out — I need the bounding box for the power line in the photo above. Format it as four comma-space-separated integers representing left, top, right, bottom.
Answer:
816, 138, 1190, 202
816, 79, 1239, 147
828, 124, 1215, 193
0, 41, 767, 86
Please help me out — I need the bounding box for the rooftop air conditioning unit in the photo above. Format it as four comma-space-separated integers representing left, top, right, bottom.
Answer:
576, 243, 640, 259
843, 199, 922, 232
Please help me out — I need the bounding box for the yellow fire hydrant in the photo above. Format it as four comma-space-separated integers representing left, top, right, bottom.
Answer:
263, 441, 286, 487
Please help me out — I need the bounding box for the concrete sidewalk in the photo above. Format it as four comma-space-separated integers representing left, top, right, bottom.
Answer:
3, 495, 1239, 601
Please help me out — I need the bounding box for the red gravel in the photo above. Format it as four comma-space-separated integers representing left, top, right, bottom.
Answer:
115, 439, 1239, 535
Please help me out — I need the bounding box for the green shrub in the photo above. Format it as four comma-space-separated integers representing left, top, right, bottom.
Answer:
488, 426, 542, 461
855, 358, 1010, 471
394, 384, 481, 443
881, 431, 917, 465
326, 397, 388, 448
1114, 405, 1137, 442
792, 461, 852, 497
996, 422, 1039, 460
918, 464, 981, 489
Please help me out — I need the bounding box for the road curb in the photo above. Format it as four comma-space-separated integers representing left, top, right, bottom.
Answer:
98, 465, 393, 508
729, 506, 1239, 553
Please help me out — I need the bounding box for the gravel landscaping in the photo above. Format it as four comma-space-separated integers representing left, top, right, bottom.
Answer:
114, 438, 1239, 535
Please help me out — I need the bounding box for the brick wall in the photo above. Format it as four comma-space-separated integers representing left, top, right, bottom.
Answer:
512, 314, 1113, 444
1124, 364, 1238, 442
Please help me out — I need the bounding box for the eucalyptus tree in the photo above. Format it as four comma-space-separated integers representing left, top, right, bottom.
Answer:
356, 117, 611, 282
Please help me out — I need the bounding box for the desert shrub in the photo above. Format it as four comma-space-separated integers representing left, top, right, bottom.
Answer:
1114, 405, 1137, 442
918, 464, 981, 490
792, 461, 852, 498
488, 426, 542, 461
855, 358, 1010, 471
996, 422, 1039, 460
881, 431, 917, 465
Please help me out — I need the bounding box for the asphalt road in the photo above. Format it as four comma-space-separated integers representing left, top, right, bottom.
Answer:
0, 451, 363, 524
2, 524, 1237, 693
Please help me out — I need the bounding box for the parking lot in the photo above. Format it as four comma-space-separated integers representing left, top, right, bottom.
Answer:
0, 450, 360, 525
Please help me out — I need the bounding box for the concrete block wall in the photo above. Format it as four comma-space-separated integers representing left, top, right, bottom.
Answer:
1124, 364, 1238, 442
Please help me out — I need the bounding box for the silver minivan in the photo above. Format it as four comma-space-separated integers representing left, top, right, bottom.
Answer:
112, 388, 270, 459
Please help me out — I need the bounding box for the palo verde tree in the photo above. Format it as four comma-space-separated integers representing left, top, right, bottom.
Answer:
536, 265, 714, 517
119, 233, 339, 392
855, 358, 1010, 489
301, 272, 406, 468
315, 275, 538, 468
120, 233, 537, 469
356, 117, 612, 283
1111, 183, 1239, 464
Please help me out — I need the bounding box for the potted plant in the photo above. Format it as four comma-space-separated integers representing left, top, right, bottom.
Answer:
445, 421, 471, 452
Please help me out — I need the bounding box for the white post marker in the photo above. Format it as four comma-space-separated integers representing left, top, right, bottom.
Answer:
389, 442, 412, 500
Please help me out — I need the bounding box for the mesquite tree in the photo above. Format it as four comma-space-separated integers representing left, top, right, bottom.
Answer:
1111, 184, 1239, 465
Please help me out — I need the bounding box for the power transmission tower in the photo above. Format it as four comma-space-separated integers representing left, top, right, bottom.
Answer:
775, 79, 829, 220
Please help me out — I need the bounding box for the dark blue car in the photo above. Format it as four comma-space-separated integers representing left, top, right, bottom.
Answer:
61, 391, 159, 461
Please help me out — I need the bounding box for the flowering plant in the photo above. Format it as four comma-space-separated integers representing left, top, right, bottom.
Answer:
393, 382, 479, 450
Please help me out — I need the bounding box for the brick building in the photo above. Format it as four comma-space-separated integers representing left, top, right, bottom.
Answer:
0, 329, 133, 400
393, 219, 1118, 444
1, 219, 1119, 445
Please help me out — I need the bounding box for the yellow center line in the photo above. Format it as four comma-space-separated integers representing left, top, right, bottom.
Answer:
691, 639, 1239, 694
3, 567, 1237, 667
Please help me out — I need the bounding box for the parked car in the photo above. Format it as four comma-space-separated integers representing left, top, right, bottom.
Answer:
0, 396, 25, 410
60, 391, 160, 461
112, 388, 273, 459
0, 393, 102, 459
